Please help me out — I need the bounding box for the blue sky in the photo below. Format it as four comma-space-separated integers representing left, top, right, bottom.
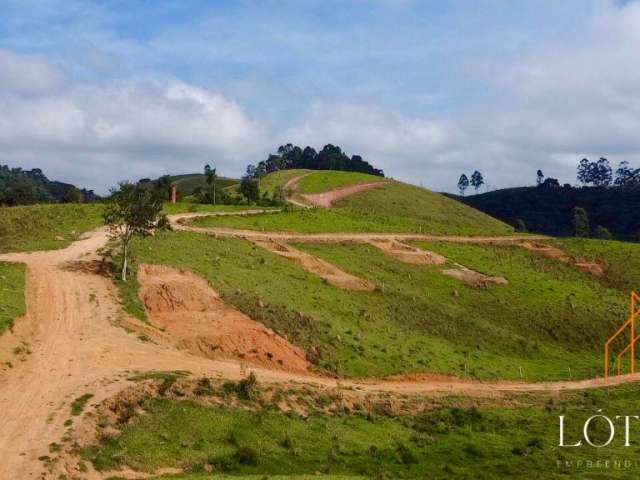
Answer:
1, 0, 639, 193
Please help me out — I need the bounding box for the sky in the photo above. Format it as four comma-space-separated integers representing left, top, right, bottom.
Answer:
1, 0, 640, 194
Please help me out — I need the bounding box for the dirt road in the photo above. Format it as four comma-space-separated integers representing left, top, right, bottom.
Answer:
0, 215, 632, 478
174, 220, 549, 244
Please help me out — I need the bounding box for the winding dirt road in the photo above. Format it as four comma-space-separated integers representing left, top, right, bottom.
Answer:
0, 213, 634, 478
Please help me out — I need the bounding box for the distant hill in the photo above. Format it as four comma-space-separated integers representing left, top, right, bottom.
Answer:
453, 185, 640, 240
0, 165, 99, 206
169, 173, 239, 197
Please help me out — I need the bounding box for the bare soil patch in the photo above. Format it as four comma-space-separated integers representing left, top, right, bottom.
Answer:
441, 264, 508, 288
520, 241, 607, 277
369, 239, 447, 265
137, 264, 310, 373
252, 239, 375, 291
300, 180, 390, 207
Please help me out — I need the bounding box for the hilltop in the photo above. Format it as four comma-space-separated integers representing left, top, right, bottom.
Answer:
198, 169, 514, 236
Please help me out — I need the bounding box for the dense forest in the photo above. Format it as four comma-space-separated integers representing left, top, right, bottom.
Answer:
0, 165, 98, 206
246, 144, 384, 178
457, 185, 640, 240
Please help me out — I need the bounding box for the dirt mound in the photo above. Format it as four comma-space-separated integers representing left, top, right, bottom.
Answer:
369, 240, 447, 265
301, 180, 389, 207
520, 241, 607, 277
137, 264, 310, 372
442, 264, 508, 288
252, 239, 375, 291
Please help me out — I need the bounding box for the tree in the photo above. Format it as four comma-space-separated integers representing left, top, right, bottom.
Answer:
577, 158, 590, 186
154, 175, 172, 201
614, 161, 639, 188
457, 174, 469, 196
239, 177, 259, 203
595, 225, 612, 240
536, 170, 544, 186
573, 207, 590, 237
204, 164, 218, 204
540, 177, 560, 188
594, 158, 612, 187
103, 181, 165, 281
63, 186, 83, 203
577, 157, 613, 187
470, 171, 484, 193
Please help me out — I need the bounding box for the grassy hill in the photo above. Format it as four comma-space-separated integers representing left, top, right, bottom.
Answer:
170, 174, 239, 197
194, 170, 514, 236
456, 185, 640, 239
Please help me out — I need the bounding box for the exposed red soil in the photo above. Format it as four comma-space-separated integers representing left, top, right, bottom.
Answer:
300, 180, 390, 207
252, 239, 374, 290
137, 264, 310, 373
520, 241, 607, 276
368, 239, 447, 265
441, 264, 508, 288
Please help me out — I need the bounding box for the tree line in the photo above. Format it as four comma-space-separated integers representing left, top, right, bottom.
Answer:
245, 143, 384, 179
533, 157, 640, 189
0, 164, 98, 206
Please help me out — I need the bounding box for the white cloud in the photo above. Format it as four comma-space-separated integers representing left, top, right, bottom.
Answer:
0, 49, 65, 95
0, 64, 268, 192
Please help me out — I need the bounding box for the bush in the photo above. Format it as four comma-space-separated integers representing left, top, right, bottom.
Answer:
595, 225, 613, 240
234, 446, 259, 466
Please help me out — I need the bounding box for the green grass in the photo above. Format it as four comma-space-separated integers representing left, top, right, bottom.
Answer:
85, 383, 640, 479
117, 231, 628, 380
161, 203, 274, 215
71, 393, 94, 416
0, 203, 104, 253
553, 238, 640, 293
296, 171, 384, 194
0, 262, 25, 334
258, 169, 312, 197
191, 180, 514, 236
171, 175, 239, 196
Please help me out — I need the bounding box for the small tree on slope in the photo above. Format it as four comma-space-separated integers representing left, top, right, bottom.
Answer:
103, 181, 165, 281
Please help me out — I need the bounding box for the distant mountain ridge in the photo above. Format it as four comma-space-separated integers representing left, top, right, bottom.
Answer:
453, 185, 640, 240
0, 164, 99, 205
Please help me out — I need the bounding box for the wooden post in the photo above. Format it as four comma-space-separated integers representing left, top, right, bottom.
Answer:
171, 185, 177, 204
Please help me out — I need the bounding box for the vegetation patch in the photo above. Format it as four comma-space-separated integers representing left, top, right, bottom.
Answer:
0, 203, 104, 252
0, 261, 25, 334
83, 379, 640, 479
71, 393, 94, 416
553, 238, 640, 293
